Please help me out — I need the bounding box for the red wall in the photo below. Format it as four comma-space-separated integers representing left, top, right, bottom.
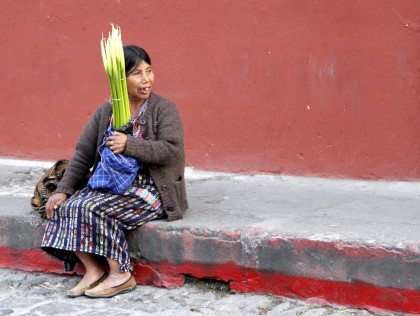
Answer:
0, 1, 419, 180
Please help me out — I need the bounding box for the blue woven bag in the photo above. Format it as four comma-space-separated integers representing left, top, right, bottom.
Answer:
88, 126, 140, 194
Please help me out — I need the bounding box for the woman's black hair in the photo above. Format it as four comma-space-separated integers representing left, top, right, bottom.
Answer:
123, 45, 152, 75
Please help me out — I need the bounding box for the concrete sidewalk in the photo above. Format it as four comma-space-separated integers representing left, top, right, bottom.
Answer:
0, 159, 419, 314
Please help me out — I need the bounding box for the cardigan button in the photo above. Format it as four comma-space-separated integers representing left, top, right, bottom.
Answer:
167, 206, 174, 211
161, 185, 167, 191
140, 119, 146, 126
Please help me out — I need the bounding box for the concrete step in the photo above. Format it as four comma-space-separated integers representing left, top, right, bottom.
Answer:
0, 159, 419, 314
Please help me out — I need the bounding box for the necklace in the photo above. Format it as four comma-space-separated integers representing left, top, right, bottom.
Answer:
132, 98, 149, 138
132, 99, 149, 120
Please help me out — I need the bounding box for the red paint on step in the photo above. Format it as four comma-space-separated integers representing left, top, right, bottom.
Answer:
229, 270, 420, 315
0, 247, 83, 275
1, 247, 418, 314
133, 259, 420, 314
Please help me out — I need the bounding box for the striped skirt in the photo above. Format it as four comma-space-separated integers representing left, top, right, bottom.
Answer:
41, 174, 163, 272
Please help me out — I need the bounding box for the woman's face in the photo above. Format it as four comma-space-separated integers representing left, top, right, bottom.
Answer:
126, 60, 154, 104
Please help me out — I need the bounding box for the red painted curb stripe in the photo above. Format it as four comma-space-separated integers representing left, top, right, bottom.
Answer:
0, 247, 84, 275
132, 259, 420, 314
1, 247, 419, 314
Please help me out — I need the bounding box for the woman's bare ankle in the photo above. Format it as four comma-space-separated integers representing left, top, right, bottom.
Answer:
80, 268, 106, 285
102, 271, 131, 287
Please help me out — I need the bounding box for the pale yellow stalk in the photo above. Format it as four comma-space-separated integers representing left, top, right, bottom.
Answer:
100, 24, 130, 130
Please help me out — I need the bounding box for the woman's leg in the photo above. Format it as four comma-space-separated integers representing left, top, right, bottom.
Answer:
84, 257, 136, 298
102, 257, 131, 287
74, 251, 106, 285
66, 251, 108, 296
75, 251, 131, 288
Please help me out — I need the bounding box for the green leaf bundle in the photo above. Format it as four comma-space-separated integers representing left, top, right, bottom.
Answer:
101, 24, 130, 130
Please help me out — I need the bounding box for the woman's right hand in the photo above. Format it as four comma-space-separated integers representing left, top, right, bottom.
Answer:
45, 193, 68, 219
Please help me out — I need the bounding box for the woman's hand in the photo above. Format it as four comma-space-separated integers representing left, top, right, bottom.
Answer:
106, 132, 128, 155
46, 193, 68, 219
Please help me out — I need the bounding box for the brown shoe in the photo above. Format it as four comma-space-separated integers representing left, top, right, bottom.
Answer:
66, 271, 108, 298
85, 276, 137, 298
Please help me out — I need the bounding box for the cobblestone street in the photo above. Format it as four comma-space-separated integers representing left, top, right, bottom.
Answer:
0, 268, 392, 316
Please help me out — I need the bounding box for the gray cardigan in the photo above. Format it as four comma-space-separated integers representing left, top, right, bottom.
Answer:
56, 92, 188, 221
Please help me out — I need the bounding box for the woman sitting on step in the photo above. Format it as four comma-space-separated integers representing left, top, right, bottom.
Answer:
41, 45, 188, 298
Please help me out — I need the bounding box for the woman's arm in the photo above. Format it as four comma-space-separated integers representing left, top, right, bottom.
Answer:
124, 102, 184, 165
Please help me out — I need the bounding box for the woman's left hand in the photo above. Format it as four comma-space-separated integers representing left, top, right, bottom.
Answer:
106, 132, 128, 154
